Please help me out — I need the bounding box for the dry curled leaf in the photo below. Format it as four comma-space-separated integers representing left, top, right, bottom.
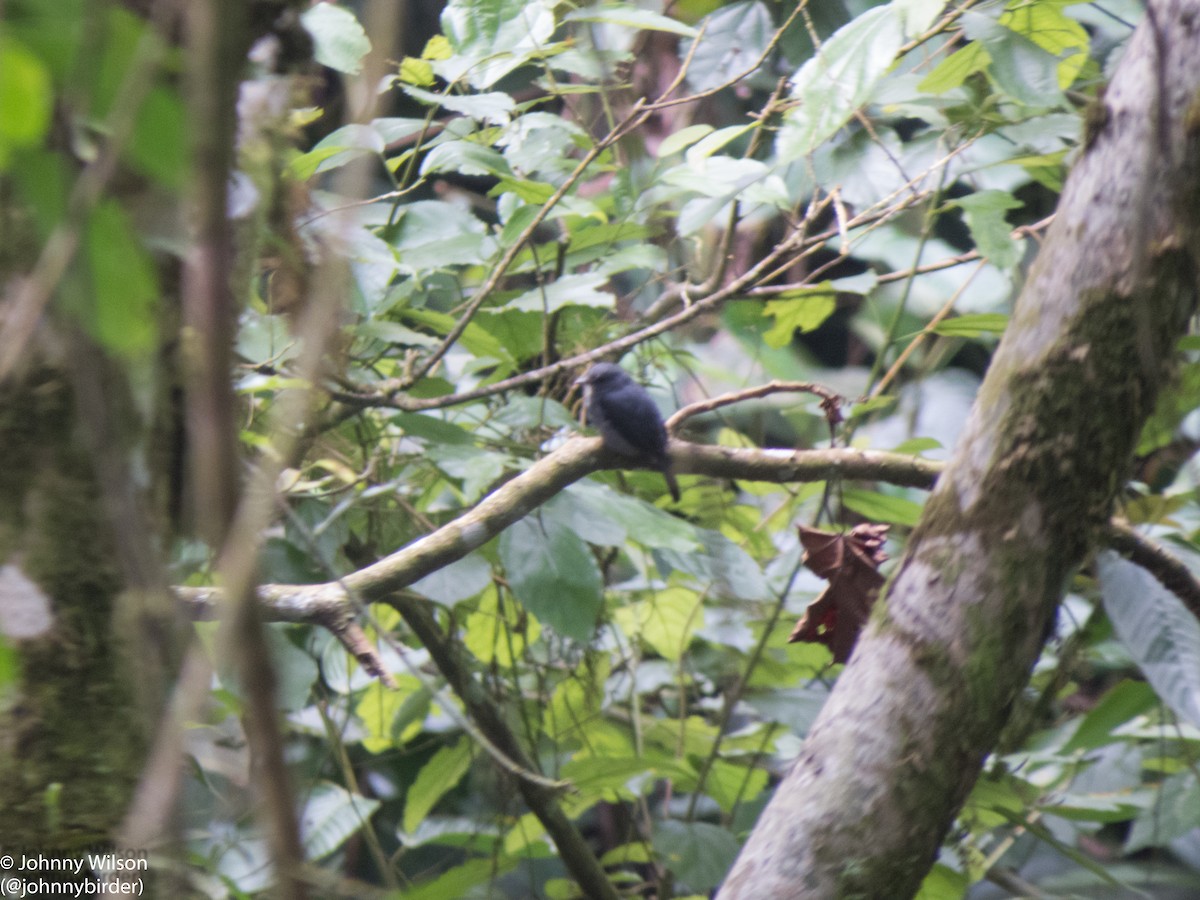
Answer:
788, 523, 889, 662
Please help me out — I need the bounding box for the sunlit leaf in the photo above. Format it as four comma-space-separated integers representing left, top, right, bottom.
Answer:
301, 3, 372, 74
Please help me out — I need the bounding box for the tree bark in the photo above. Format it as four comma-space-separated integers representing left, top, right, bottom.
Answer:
719, 2, 1200, 896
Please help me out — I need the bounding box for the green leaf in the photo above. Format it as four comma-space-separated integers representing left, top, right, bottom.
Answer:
400, 308, 511, 363
402, 858, 517, 900
354, 677, 429, 752
463, 586, 541, 667
1138, 361, 1200, 454
403, 739, 474, 833
399, 56, 435, 86
410, 553, 492, 605
1062, 680, 1159, 752
613, 587, 704, 661
301, 3, 371, 75
421, 140, 513, 178
508, 272, 614, 312
83, 200, 158, 359
777, 0, 942, 161
652, 820, 740, 892
952, 190, 1023, 270
918, 41, 988, 94
930, 313, 1010, 337
0, 35, 52, 167
685, 123, 754, 165
564, 4, 698, 38
404, 85, 517, 125
438, 0, 556, 89
914, 863, 970, 900
762, 287, 837, 348
841, 488, 923, 527
1098, 552, 1200, 729
960, 12, 1064, 108
655, 529, 769, 601
1042, 793, 1147, 824
561, 754, 697, 800
500, 516, 603, 641
1001, 1, 1089, 90
681, 2, 774, 92
704, 758, 768, 813
128, 86, 186, 189
657, 124, 714, 158
554, 482, 700, 552
300, 782, 381, 860
1126, 770, 1200, 851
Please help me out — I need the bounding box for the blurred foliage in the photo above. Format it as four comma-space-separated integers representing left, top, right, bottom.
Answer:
8, 0, 1200, 896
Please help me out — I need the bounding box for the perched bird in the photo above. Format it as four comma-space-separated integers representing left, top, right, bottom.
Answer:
574, 362, 681, 502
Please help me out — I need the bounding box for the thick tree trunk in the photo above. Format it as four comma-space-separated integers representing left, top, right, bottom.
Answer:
719, 2, 1200, 896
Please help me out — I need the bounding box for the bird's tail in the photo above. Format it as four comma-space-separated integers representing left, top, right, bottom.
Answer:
663, 468, 681, 503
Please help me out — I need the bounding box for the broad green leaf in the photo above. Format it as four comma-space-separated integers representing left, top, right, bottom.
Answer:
403, 739, 474, 833
0, 35, 52, 166
655, 529, 769, 601
657, 124, 714, 158
1065, 681, 1156, 753
914, 863, 970, 900
931, 313, 1010, 337
685, 123, 754, 165
918, 41, 988, 94
421, 140, 513, 178
1138, 361, 1200, 454
555, 482, 700, 552
438, 0, 556, 88
613, 587, 704, 661
952, 190, 1023, 270
890, 437, 943, 455
301, 3, 371, 75
128, 86, 186, 189
561, 754, 697, 800
652, 820, 740, 891
703, 758, 768, 813
960, 12, 1064, 108
500, 517, 603, 641
508, 272, 614, 312
777, 0, 941, 161
400, 308, 511, 363
1126, 770, 1200, 852
404, 85, 516, 125
492, 175, 556, 204
83, 200, 157, 359
600, 842, 654, 866
502, 811, 548, 856
1098, 552, 1200, 729
411, 553, 492, 605
402, 858, 517, 900
564, 4, 698, 38
462, 586, 542, 666
301, 782, 380, 860
1042, 793, 1147, 824
680, 1, 774, 92
1001, 1, 1089, 90
762, 287, 837, 347
542, 657, 609, 741
355, 677, 429, 753
841, 487, 923, 527
399, 56, 435, 86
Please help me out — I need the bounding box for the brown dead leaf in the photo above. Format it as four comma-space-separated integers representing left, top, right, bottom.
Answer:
788, 523, 889, 662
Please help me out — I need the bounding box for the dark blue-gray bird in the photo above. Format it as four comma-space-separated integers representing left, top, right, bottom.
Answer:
574, 362, 681, 502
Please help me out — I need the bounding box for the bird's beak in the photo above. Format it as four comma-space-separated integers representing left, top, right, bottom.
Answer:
572, 371, 589, 387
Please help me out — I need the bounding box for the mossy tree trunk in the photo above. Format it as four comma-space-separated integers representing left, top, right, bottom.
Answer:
719, 3, 1200, 897
0, 350, 156, 846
